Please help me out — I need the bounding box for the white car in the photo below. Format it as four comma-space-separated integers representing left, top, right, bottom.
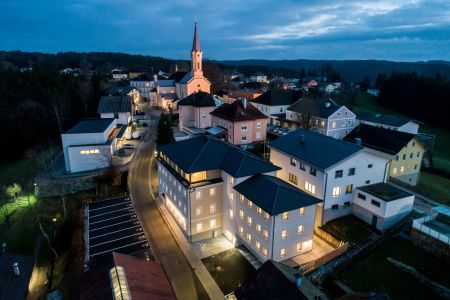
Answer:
122, 143, 134, 149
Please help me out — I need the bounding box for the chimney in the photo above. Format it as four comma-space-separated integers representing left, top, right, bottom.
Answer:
355, 138, 362, 146
294, 273, 302, 288
12, 262, 20, 276
325, 102, 331, 108
299, 134, 305, 144
241, 98, 247, 110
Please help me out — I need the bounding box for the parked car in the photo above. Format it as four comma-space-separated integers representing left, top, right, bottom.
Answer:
115, 148, 126, 157
132, 131, 143, 139
122, 143, 134, 149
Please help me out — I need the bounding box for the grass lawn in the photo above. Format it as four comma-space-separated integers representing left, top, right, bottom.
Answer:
322, 215, 372, 244
335, 236, 450, 300
416, 171, 450, 205
202, 249, 256, 295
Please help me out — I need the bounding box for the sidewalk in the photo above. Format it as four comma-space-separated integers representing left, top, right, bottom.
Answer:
149, 157, 224, 300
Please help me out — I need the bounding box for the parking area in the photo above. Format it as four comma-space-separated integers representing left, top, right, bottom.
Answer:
87, 196, 153, 261
267, 124, 295, 136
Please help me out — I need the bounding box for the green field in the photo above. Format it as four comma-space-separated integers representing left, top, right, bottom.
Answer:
335, 237, 450, 300
416, 171, 450, 205
322, 215, 372, 244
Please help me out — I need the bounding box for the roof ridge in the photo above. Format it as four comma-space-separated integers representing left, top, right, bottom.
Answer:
188, 137, 210, 172
272, 180, 280, 214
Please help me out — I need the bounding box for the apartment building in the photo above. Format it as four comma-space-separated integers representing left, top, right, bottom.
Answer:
286, 98, 356, 139
250, 89, 301, 125
210, 98, 268, 145
345, 124, 426, 185
269, 129, 389, 225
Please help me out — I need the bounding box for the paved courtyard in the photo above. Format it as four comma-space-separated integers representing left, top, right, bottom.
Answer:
192, 235, 235, 259
283, 236, 335, 267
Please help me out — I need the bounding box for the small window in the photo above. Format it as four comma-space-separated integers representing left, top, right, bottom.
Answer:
241, 136, 247, 141
368, 164, 373, 169
256, 241, 261, 249
345, 184, 353, 194
229, 209, 234, 219
403, 154, 406, 160
210, 204, 216, 213
247, 216, 252, 225
288, 173, 298, 185
263, 229, 269, 239
335, 170, 343, 178
210, 219, 216, 227
257, 122, 262, 128
365, 180, 371, 184
332, 187, 341, 197
209, 188, 215, 196
239, 210, 244, 219
247, 200, 253, 208
414, 164, 418, 170
280, 248, 286, 257
348, 168, 356, 176
239, 194, 244, 201
344, 201, 351, 207
195, 191, 202, 200
410, 153, 413, 159
197, 223, 203, 231
241, 125, 248, 131
257, 207, 262, 214
371, 200, 381, 207
310, 167, 317, 176
282, 212, 289, 219
281, 230, 288, 239
298, 225, 304, 234
296, 243, 302, 252
357, 193, 366, 200
299, 162, 306, 171
331, 204, 339, 210
239, 226, 243, 235
299, 207, 305, 215
196, 207, 202, 216
396, 155, 399, 161
264, 213, 270, 220
256, 224, 261, 232
229, 177, 234, 184
246, 233, 252, 241
417, 152, 420, 157
290, 158, 297, 166
262, 248, 268, 256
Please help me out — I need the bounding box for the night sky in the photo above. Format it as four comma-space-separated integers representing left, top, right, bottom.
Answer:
1, 0, 449, 61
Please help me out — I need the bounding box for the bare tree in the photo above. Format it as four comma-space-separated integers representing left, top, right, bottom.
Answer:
295, 111, 312, 130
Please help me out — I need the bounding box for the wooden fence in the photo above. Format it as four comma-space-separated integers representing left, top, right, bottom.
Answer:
299, 242, 349, 275
314, 226, 345, 248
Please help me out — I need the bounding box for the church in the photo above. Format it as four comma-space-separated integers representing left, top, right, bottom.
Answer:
173, 22, 211, 99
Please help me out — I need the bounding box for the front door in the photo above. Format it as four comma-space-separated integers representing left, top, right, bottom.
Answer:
372, 215, 378, 227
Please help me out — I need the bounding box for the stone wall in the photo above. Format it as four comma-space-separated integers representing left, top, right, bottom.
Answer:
410, 229, 450, 263
35, 174, 98, 197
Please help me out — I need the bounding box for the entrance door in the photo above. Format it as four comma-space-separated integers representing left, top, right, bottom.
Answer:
371, 215, 378, 227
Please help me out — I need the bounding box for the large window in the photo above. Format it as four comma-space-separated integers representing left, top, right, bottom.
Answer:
288, 173, 298, 185
332, 186, 341, 197
305, 181, 316, 194
191, 171, 206, 182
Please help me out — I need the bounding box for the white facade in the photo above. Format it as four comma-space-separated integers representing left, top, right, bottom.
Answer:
100, 112, 131, 125
353, 188, 414, 231
270, 148, 389, 225
250, 74, 268, 83
250, 102, 290, 117
130, 79, 156, 100
61, 119, 119, 173
356, 119, 420, 134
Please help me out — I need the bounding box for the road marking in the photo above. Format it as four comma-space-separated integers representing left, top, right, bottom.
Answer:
89, 232, 146, 248
90, 219, 140, 232
89, 213, 137, 225
89, 224, 142, 239
89, 201, 132, 212
90, 240, 149, 257
89, 207, 134, 218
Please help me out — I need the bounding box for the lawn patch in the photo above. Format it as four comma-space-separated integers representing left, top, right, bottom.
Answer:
335, 236, 450, 299
202, 248, 256, 295
322, 215, 371, 244
416, 171, 450, 205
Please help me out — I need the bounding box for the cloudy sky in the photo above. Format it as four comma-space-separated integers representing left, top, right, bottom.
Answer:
1, 0, 449, 61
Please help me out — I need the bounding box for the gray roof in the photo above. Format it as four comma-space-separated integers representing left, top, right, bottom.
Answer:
0, 253, 35, 300
158, 136, 280, 177
105, 86, 134, 96
66, 119, 115, 134
268, 129, 363, 170
157, 80, 175, 87
234, 174, 321, 215
97, 96, 132, 114
288, 97, 340, 118
251, 89, 301, 106
355, 111, 416, 127
358, 183, 412, 202
177, 91, 217, 107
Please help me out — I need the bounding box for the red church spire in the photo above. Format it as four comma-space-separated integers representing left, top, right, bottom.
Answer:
192, 21, 201, 52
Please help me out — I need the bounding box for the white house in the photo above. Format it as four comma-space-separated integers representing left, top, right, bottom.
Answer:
269, 129, 389, 225
111, 69, 128, 81
352, 183, 414, 231
355, 111, 420, 134
130, 75, 157, 100
324, 83, 341, 94
250, 72, 268, 83
286, 98, 356, 139
250, 89, 301, 125
61, 119, 126, 173
97, 95, 132, 125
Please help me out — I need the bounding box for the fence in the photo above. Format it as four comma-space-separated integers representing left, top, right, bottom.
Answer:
299, 242, 349, 275
314, 226, 345, 248
412, 217, 450, 245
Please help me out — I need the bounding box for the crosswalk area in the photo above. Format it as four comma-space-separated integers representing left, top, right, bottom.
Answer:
87, 196, 152, 261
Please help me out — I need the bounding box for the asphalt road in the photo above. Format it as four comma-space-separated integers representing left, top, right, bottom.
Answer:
128, 109, 199, 300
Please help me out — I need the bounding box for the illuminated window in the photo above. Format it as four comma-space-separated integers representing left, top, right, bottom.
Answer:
400, 166, 404, 173
210, 204, 216, 214
80, 149, 100, 155
239, 226, 243, 235
264, 213, 270, 220
109, 266, 131, 300
195, 191, 202, 200
263, 229, 269, 240
197, 223, 203, 231
209, 188, 215, 196
298, 225, 304, 234
239, 194, 244, 202
290, 158, 297, 166
257, 207, 262, 214
299, 207, 305, 215
247, 200, 253, 208
257, 122, 262, 129
296, 243, 302, 252
246, 233, 252, 241
230, 193, 234, 201
210, 219, 216, 228
262, 248, 268, 256
332, 121, 336, 128
333, 187, 341, 197
393, 168, 397, 175
305, 182, 316, 194
281, 230, 288, 239
239, 210, 244, 219
282, 212, 289, 219
229, 177, 234, 184
256, 241, 261, 249
229, 209, 234, 219
196, 207, 202, 216
345, 184, 353, 194
191, 171, 206, 182
247, 216, 252, 225
280, 248, 286, 257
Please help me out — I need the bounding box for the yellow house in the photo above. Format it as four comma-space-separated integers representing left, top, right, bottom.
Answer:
345, 124, 425, 185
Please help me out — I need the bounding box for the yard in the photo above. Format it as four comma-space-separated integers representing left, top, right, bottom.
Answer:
322, 215, 372, 244
202, 248, 256, 295
333, 236, 450, 300
416, 171, 450, 205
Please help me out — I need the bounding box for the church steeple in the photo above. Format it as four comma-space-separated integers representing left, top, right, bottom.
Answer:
191, 21, 203, 76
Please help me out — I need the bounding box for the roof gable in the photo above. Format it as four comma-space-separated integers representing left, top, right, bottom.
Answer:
211, 99, 268, 121
269, 129, 363, 170
287, 97, 340, 118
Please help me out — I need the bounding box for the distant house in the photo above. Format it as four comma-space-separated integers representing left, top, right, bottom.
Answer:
111, 69, 128, 80
97, 95, 133, 125
177, 91, 221, 131
250, 72, 268, 83
129, 75, 156, 100
250, 89, 301, 125
210, 98, 268, 145
367, 88, 380, 97
269, 129, 389, 225
128, 69, 151, 79
353, 183, 414, 231
61, 119, 126, 173
345, 124, 426, 186
306, 79, 319, 88
286, 98, 356, 139
324, 83, 341, 93
355, 111, 420, 134
60, 67, 80, 76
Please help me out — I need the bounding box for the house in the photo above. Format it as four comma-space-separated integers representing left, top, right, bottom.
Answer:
130, 75, 156, 100
367, 89, 380, 97
269, 129, 389, 225
111, 69, 128, 80
61, 119, 126, 173
234, 174, 321, 262
228, 88, 263, 100
97, 95, 133, 125
286, 98, 356, 139
177, 91, 221, 131
174, 22, 211, 100
345, 124, 426, 185
324, 83, 341, 94
355, 111, 420, 134
250, 89, 301, 125
128, 69, 151, 79
210, 98, 268, 145
353, 183, 414, 231
306, 79, 319, 88
224, 69, 244, 83
250, 72, 268, 83
0, 252, 35, 300
71, 252, 176, 300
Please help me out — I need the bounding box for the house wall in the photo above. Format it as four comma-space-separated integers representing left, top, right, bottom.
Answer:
100, 112, 130, 125
211, 117, 267, 145
356, 120, 419, 134
249, 103, 291, 117
389, 137, 425, 186
179, 105, 215, 130
66, 144, 112, 173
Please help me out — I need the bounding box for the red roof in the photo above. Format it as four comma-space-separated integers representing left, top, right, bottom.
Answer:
211, 99, 268, 121
113, 253, 176, 300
